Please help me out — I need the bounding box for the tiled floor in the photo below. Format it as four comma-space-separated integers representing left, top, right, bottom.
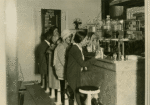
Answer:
23, 84, 55, 105
23, 83, 98, 105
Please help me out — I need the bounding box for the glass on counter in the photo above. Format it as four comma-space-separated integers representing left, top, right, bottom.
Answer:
87, 34, 100, 53
95, 47, 104, 59
113, 53, 117, 61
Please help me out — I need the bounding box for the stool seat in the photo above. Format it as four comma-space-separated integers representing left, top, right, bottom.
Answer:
79, 86, 100, 94
79, 86, 100, 105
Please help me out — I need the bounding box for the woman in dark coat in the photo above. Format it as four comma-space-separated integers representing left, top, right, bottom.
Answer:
66, 31, 95, 105
46, 27, 60, 97
37, 30, 52, 88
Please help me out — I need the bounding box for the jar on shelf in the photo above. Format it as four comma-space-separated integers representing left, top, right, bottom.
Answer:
106, 15, 111, 31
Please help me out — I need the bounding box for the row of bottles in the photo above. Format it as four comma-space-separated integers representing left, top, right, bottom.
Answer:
102, 15, 124, 31
86, 38, 129, 61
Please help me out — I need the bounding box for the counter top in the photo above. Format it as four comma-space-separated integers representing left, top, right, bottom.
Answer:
90, 56, 145, 72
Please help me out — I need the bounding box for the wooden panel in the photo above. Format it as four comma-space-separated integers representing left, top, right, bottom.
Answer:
115, 59, 145, 71
99, 68, 117, 105
116, 68, 145, 105
93, 60, 116, 71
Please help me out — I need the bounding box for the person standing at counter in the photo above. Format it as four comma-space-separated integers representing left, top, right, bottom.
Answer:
37, 30, 52, 89
53, 29, 72, 102
46, 26, 61, 97
66, 31, 95, 105
54, 29, 72, 80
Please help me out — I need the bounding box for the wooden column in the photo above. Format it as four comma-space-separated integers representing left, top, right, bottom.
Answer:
5, 0, 18, 105
145, 1, 150, 105
0, 0, 7, 105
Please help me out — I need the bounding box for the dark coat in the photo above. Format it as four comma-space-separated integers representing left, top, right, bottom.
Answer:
37, 41, 49, 74
66, 45, 103, 105
66, 45, 92, 91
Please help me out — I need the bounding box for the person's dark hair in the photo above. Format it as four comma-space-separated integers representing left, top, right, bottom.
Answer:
51, 26, 58, 33
43, 30, 52, 40
74, 31, 87, 43
48, 28, 54, 37
87, 32, 94, 39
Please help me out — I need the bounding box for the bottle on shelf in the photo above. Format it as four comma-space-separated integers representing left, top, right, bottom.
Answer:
100, 47, 104, 59
118, 51, 121, 60
121, 55, 124, 61
113, 53, 117, 61
106, 15, 111, 31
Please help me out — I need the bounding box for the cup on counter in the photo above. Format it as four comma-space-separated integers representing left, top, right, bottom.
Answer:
113, 53, 117, 61
95, 47, 104, 59
100, 47, 104, 59
87, 44, 92, 52
95, 50, 101, 59
92, 44, 96, 52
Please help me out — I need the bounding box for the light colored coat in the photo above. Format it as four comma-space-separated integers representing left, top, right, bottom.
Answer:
53, 42, 67, 80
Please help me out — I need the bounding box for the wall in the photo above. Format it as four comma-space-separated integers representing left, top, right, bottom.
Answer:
0, 0, 7, 104
5, 0, 19, 104
17, 0, 102, 81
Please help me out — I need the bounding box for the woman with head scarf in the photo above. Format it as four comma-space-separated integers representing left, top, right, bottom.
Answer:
54, 29, 72, 79
53, 29, 72, 102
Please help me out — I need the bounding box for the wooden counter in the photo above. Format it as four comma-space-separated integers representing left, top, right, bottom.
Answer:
91, 57, 145, 105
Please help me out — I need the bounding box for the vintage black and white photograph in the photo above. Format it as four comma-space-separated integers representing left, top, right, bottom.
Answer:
0, 0, 149, 105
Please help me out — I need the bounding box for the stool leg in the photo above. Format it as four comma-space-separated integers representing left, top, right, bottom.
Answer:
49, 88, 55, 98
64, 93, 69, 105
74, 95, 77, 105
87, 94, 91, 105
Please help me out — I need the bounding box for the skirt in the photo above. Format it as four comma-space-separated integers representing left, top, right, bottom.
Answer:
49, 66, 60, 89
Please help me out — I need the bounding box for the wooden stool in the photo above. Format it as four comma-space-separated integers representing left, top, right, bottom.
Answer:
79, 86, 100, 105
18, 81, 27, 105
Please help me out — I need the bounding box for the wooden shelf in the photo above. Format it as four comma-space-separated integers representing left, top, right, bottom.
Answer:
110, 0, 144, 7
99, 38, 143, 42
99, 38, 129, 41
